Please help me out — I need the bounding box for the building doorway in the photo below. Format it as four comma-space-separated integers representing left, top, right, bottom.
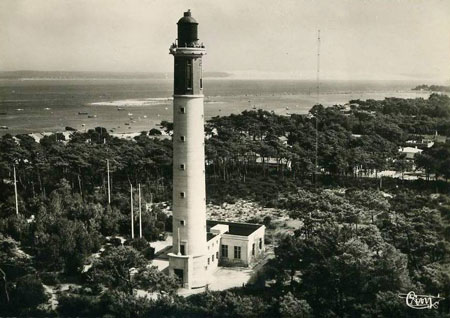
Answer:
174, 269, 184, 284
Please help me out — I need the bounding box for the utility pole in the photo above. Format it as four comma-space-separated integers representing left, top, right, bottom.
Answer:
138, 183, 142, 239
13, 165, 18, 215
107, 159, 111, 204
130, 184, 134, 239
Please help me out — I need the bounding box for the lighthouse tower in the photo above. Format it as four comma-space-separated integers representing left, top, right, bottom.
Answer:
168, 10, 208, 289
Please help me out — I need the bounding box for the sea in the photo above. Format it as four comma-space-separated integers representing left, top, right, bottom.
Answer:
0, 78, 432, 136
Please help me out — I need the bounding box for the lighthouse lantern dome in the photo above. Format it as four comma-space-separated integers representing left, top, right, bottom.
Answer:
177, 10, 198, 47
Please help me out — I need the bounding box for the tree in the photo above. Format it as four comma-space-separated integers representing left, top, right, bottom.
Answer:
279, 292, 312, 318
13, 274, 49, 313
89, 246, 146, 295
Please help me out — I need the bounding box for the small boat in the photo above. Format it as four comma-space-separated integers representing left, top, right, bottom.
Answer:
117, 107, 125, 111
78, 112, 88, 115
124, 123, 130, 125
143, 115, 147, 118
88, 115, 97, 118
44, 107, 51, 110
128, 112, 133, 116
16, 108, 24, 111
0, 126, 8, 129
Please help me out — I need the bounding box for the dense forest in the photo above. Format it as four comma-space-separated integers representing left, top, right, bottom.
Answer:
1, 93, 450, 317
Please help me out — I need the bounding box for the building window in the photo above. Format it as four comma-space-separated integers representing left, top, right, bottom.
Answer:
207, 257, 210, 265
180, 192, 185, 198
212, 254, 214, 262
221, 244, 228, 258
180, 220, 185, 226
180, 164, 185, 170
234, 246, 241, 259
216, 251, 219, 259
180, 136, 186, 142
200, 78, 203, 89
252, 243, 255, 256
180, 107, 186, 114
259, 238, 262, 249
180, 244, 185, 255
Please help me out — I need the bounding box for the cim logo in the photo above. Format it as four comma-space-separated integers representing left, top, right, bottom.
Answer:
399, 291, 444, 310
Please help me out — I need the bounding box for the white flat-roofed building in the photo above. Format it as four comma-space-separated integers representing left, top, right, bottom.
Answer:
207, 221, 265, 267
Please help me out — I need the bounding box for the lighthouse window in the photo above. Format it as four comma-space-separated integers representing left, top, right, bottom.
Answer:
180, 136, 186, 142
180, 220, 185, 226
259, 238, 262, 249
180, 164, 185, 170
200, 78, 203, 89
180, 244, 185, 255
186, 60, 192, 90
252, 243, 255, 256
180, 107, 186, 114
180, 192, 185, 198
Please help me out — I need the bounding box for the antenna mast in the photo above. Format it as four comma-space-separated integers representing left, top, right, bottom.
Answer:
314, 30, 321, 185
316, 29, 321, 103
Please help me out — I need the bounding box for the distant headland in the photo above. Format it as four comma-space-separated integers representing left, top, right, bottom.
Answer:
412, 84, 450, 93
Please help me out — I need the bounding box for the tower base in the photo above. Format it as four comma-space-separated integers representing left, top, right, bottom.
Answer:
168, 253, 208, 289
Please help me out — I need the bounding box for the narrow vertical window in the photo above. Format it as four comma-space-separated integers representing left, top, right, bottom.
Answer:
221, 244, 228, 258
234, 246, 241, 259
180, 192, 185, 198
180, 107, 186, 114
180, 164, 185, 170
252, 243, 255, 256
186, 60, 192, 90
200, 78, 203, 89
180, 136, 186, 142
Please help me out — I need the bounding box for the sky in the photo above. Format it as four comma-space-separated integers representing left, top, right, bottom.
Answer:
0, 0, 449, 81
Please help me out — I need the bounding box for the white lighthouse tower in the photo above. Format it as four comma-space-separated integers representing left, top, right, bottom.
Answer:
168, 10, 208, 289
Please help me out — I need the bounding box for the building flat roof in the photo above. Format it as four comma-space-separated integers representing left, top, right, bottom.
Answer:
207, 232, 218, 241
207, 220, 263, 237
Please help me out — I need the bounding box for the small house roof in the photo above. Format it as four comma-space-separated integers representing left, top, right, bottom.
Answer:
207, 220, 263, 237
